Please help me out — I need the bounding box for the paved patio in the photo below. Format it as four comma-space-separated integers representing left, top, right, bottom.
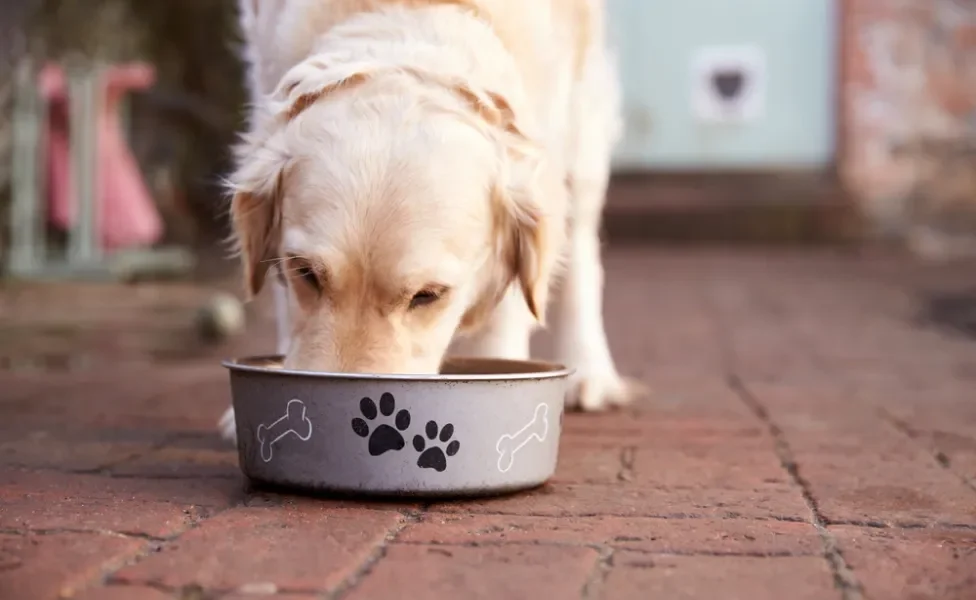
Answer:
1, 248, 975, 600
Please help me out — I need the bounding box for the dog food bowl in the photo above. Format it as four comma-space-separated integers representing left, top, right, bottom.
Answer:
224, 355, 571, 497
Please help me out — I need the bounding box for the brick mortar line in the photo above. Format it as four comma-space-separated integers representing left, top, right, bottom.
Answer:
85, 543, 166, 598
729, 376, 865, 600
240, 492, 424, 512
0, 526, 169, 542
393, 539, 819, 558
94, 501, 248, 591
617, 446, 636, 483
99, 471, 241, 481
879, 409, 976, 495
103, 579, 327, 598
94, 431, 220, 476
326, 509, 420, 600
0, 528, 163, 599
697, 281, 864, 599
91, 499, 341, 599
1, 426, 234, 479
421, 508, 807, 522
0, 526, 175, 598
824, 518, 976, 532
580, 546, 614, 600
0, 463, 242, 481
2, 370, 221, 417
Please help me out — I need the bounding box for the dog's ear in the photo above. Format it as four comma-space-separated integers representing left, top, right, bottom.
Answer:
448, 83, 555, 330
230, 169, 284, 299
228, 126, 290, 298
494, 165, 555, 325
229, 54, 374, 299
273, 57, 375, 121
480, 91, 554, 325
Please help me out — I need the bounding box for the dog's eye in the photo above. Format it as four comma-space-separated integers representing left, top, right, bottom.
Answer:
289, 259, 322, 292
297, 266, 319, 288
409, 289, 441, 310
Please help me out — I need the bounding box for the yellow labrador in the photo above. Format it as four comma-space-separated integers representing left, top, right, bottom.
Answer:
220, 0, 640, 441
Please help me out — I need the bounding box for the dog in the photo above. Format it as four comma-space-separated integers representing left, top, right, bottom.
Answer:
219, 0, 641, 442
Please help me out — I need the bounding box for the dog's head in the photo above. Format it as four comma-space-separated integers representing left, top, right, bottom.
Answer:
229, 58, 559, 373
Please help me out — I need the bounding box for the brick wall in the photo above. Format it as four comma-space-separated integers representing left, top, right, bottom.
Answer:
842, 0, 976, 247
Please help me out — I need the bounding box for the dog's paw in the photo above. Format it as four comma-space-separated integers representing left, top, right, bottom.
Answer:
565, 372, 648, 412
218, 407, 238, 444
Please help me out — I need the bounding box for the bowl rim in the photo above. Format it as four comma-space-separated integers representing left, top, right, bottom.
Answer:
223, 355, 574, 382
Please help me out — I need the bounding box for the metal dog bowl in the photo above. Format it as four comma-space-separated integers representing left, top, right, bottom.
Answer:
224, 355, 571, 497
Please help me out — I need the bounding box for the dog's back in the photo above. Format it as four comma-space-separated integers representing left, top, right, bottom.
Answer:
237, 0, 603, 100
237, 0, 325, 98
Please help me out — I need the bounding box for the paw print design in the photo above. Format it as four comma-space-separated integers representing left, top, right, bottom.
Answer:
412, 420, 460, 472
351, 393, 411, 456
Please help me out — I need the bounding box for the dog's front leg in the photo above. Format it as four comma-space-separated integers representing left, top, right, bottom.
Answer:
552, 176, 643, 411
553, 48, 645, 411
218, 277, 292, 443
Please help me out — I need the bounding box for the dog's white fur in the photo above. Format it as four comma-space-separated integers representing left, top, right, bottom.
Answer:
219, 0, 640, 441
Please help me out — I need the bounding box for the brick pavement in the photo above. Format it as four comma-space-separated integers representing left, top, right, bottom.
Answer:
1, 249, 975, 599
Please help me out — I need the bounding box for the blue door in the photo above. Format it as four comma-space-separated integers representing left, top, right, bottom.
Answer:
607, 0, 838, 171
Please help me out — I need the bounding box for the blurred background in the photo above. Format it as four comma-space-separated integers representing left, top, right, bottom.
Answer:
0, 0, 974, 369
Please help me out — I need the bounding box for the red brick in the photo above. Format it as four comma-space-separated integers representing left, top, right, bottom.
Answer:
344, 544, 598, 600
634, 447, 788, 488
0, 426, 166, 472
113, 506, 403, 593
560, 416, 765, 447
877, 406, 976, 484
811, 474, 976, 528
924, 429, 976, 484
794, 443, 976, 527
241, 489, 424, 514
222, 594, 320, 600
840, 0, 976, 221
5, 366, 229, 433
602, 554, 838, 600
621, 418, 772, 448
831, 526, 976, 600
221, 591, 320, 600
124, 379, 233, 433
552, 442, 629, 485
72, 586, 174, 600
0, 469, 243, 537
745, 384, 976, 527
556, 424, 784, 488
560, 381, 758, 445
400, 514, 821, 556
108, 437, 239, 479
0, 533, 147, 600
558, 413, 659, 446
3, 249, 976, 597
0, 280, 255, 372
0, 373, 68, 407
429, 483, 808, 521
